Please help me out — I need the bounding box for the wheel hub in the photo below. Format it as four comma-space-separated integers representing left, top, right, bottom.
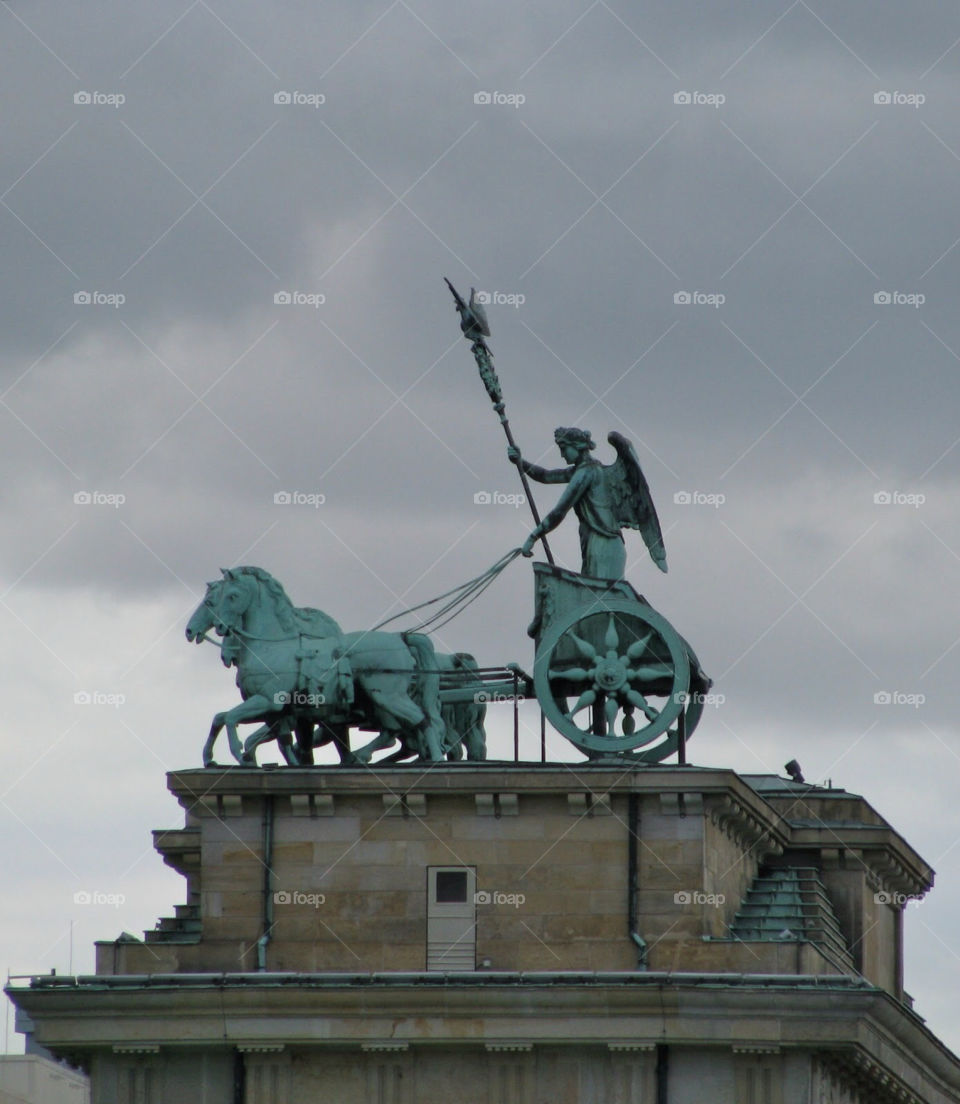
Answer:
594, 658, 627, 692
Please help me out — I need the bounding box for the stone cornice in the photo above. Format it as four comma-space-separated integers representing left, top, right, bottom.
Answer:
9, 975, 960, 1097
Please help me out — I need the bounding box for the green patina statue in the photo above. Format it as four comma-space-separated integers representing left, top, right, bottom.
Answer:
508, 429, 667, 581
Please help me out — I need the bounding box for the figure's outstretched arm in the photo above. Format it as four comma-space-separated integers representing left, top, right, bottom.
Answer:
520, 467, 591, 556
507, 446, 573, 485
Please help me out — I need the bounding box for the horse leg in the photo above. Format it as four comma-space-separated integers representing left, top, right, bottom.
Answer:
294, 717, 315, 765
349, 730, 399, 764
465, 703, 487, 761
322, 723, 354, 765
348, 679, 424, 763
378, 742, 419, 765
441, 705, 464, 760
241, 722, 277, 765
221, 695, 279, 764
203, 714, 227, 767
401, 635, 446, 762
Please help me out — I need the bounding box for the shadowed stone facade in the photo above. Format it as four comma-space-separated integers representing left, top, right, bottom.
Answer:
8, 765, 960, 1103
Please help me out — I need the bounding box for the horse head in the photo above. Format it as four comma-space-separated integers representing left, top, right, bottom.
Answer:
208, 569, 259, 636
185, 581, 222, 643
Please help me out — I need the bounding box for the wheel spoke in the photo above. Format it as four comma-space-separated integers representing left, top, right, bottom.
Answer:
627, 663, 672, 682
625, 687, 660, 722
626, 631, 654, 660
567, 689, 596, 717
568, 632, 597, 662
604, 614, 620, 657
605, 695, 619, 734
549, 665, 594, 682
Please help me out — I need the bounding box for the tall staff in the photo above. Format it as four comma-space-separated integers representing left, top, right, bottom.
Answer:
445, 279, 555, 565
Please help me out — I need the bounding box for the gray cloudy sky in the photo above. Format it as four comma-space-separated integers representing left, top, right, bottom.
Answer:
3, 0, 960, 1055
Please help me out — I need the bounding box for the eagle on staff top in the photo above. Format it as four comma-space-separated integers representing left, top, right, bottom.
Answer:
508, 428, 666, 582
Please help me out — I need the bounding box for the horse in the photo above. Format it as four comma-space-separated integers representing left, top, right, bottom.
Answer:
185, 567, 446, 767
186, 577, 351, 765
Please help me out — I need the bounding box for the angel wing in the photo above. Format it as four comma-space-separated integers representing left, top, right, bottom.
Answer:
604, 431, 667, 573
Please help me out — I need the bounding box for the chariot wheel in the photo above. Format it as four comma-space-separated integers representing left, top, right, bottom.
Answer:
534, 597, 693, 761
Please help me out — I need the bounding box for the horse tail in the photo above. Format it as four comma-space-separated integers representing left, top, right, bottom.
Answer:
402, 632, 445, 756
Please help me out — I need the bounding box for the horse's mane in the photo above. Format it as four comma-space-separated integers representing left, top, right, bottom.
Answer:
233, 566, 341, 638
234, 566, 298, 633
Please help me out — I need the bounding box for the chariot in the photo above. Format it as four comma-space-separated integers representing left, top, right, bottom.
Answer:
529, 563, 710, 762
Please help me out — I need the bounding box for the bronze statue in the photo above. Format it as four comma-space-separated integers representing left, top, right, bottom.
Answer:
509, 429, 666, 581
